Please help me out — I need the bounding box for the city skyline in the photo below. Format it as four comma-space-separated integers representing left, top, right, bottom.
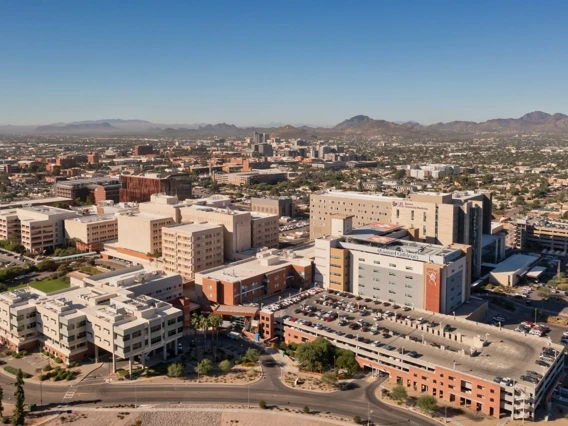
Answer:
1, 1, 568, 126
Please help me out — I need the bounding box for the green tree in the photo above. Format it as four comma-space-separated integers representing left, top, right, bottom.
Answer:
208, 314, 223, 342
390, 385, 407, 403
37, 259, 57, 272
295, 337, 333, 372
219, 359, 232, 375
538, 286, 551, 300
190, 313, 201, 338
195, 359, 213, 376
321, 371, 337, 386
241, 348, 261, 364
416, 394, 438, 413
12, 369, 25, 426
334, 348, 359, 376
167, 362, 184, 378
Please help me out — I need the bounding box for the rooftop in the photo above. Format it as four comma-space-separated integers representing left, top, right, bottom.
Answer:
269, 289, 563, 387
491, 254, 539, 274
164, 223, 222, 233
66, 214, 117, 224
55, 177, 120, 187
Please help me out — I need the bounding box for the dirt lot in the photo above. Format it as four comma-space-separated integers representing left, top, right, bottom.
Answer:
44, 407, 352, 426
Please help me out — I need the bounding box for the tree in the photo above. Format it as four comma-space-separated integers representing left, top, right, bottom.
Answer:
208, 314, 223, 342
295, 337, 333, 372
353, 415, 362, 424
242, 348, 261, 364
219, 359, 232, 375
538, 286, 551, 300
303, 405, 310, 414
259, 400, 267, 409
390, 385, 407, 403
12, 369, 25, 426
321, 371, 337, 386
334, 348, 359, 376
417, 394, 438, 413
167, 362, 184, 378
195, 359, 213, 376
190, 313, 201, 338
37, 259, 57, 272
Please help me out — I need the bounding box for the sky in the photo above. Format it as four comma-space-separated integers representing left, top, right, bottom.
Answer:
1, 0, 568, 126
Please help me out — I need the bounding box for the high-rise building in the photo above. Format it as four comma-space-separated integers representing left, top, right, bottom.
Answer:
314, 215, 472, 314
133, 145, 154, 156
161, 223, 224, 280
117, 212, 174, 256
310, 190, 491, 278
64, 214, 118, 251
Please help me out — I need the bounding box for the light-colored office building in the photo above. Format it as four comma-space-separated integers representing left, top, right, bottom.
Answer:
161, 223, 224, 280
310, 190, 490, 278
251, 212, 279, 249
0, 206, 79, 253
250, 197, 294, 218
0, 267, 184, 370
138, 193, 234, 224
314, 215, 471, 314
64, 214, 118, 251
117, 212, 173, 256
180, 205, 251, 260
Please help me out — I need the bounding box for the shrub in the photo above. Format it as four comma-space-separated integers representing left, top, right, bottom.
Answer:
417, 394, 438, 413
43, 364, 53, 372
54, 357, 63, 364
3, 367, 31, 378
303, 406, 310, 414
219, 359, 232, 375
2, 417, 9, 424
390, 385, 407, 403
353, 415, 362, 424
259, 400, 267, 409
167, 362, 184, 378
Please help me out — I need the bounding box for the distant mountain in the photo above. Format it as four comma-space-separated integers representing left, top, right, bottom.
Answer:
334, 115, 373, 130
427, 111, 568, 133
5, 110, 568, 137
35, 122, 117, 133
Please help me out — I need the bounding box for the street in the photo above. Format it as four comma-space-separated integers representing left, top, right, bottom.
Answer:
0, 352, 438, 426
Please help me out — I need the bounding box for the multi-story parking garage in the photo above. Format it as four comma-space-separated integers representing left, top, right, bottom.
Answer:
258, 289, 564, 420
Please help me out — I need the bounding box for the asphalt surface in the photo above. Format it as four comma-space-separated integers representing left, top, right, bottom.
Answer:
0, 352, 438, 426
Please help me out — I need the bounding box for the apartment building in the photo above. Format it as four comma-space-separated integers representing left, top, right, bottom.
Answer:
161, 223, 224, 280
310, 190, 490, 278
117, 212, 173, 256
0, 268, 184, 369
64, 214, 118, 251
251, 212, 280, 249
0, 206, 79, 253
195, 248, 313, 305
315, 215, 471, 314
180, 205, 251, 260
250, 197, 294, 218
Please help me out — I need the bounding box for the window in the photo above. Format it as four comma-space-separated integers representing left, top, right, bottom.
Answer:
389, 272, 396, 276
388, 290, 396, 294
358, 275, 364, 278
405, 275, 413, 279
373, 287, 380, 291
405, 266, 413, 271
405, 284, 413, 288
423, 212, 427, 222
389, 281, 396, 285
396, 209, 400, 218
405, 293, 412, 298
411, 210, 414, 220
373, 278, 380, 282
358, 258, 365, 261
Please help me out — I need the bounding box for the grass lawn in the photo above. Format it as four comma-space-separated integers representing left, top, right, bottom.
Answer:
11, 278, 69, 293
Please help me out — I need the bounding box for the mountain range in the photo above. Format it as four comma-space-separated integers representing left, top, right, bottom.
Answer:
1, 111, 568, 137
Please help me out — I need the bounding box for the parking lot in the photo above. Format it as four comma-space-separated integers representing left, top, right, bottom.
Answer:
265, 288, 565, 388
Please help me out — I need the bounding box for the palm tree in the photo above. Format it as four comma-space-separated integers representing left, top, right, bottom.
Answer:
208, 314, 223, 343
201, 315, 210, 345
190, 313, 201, 339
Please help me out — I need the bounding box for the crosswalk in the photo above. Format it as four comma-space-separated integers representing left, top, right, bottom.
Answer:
63, 386, 77, 399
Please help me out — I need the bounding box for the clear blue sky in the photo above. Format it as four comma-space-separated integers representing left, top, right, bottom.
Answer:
1, 0, 567, 126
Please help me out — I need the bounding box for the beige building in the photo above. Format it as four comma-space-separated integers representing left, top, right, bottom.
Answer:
179, 205, 251, 260
0, 206, 79, 253
251, 197, 293, 218
138, 193, 234, 224
251, 212, 279, 249
117, 212, 173, 256
0, 267, 184, 370
161, 223, 224, 280
64, 214, 118, 251
310, 190, 491, 278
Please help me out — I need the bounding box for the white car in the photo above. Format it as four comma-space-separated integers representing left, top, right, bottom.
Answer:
562, 331, 568, 337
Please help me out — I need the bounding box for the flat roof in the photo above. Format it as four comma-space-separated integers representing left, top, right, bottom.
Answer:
118, 212, 171, 220
55, 177, 119, 186
491, 254, 539, 274
316, 191, 401, 202
0, 197, 73, 209
271, 290, 563, 386
213, 305, 259, 317
66, 214, 117, 223
165, 223, 222, 233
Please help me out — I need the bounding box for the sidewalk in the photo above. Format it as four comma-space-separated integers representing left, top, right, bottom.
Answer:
0, 359, 104, 386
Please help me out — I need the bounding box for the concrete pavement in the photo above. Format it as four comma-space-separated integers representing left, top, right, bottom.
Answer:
0, 353, 439, 426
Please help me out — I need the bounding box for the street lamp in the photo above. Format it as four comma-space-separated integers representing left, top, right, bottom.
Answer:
248, 384, 250, 408
485, 333, 490, 343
